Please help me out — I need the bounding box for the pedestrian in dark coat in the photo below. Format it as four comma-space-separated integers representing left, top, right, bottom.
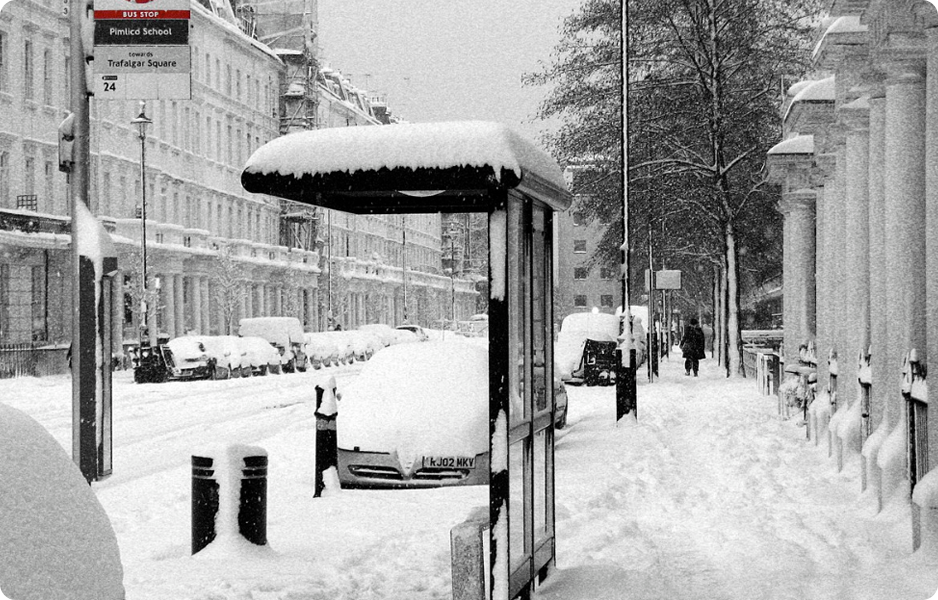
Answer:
680, 318, 706, 377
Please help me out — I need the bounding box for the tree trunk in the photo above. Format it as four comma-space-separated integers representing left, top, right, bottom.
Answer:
725, 222, 743, 377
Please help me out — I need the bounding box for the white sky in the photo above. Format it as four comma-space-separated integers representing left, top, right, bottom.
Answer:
317, 0, 581, 143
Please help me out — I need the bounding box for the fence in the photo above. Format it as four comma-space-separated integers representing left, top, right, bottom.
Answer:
0, 343, 70, 379
743, 345, 780, 398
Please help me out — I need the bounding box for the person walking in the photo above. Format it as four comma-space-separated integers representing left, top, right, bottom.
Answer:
680, 318, 706, 377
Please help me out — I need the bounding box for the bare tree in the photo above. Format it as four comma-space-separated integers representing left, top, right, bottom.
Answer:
211, 243, 246, 335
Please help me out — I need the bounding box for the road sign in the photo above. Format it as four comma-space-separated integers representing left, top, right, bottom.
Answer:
94, 19, 189, 45
92, 0, 191, 100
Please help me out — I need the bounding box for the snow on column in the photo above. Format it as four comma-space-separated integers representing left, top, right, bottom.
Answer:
832, 144, 849, 397
879, 59, 927, 506
839, 97, 871, 461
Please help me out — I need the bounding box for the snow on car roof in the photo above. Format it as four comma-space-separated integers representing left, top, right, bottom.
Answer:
337, 341, 489, 458
241, 121, 571, 213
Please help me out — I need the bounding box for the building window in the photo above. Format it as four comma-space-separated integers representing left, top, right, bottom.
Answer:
42, 49, 52, 105
24, 156, 35, 196
574, 295, 587, 308
600, 295, 614, 308
572, 211, 585, 226
573, 239, 587, 254
573, 267, 588, 280
31, 265, 47, 341
23, 39, 33, 100
600, 266, 614, 280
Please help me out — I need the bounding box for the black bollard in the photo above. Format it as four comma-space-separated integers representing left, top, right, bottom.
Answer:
239, 455, 267, 546
314, 379, 338, 497
192, 449, 268, 554
191, 455, 218, 554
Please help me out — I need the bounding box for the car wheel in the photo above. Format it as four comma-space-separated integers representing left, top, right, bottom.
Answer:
215, 365, 229, 380
284, 359, 296, 373
230, 366, 241, 379
259, 365, 268, 376
241, 366, 252, 378
269, 364, 281, 375
554, 408, 568, 430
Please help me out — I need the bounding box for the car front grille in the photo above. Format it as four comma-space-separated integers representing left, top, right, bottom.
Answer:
413, 467, 470, 481
348, 465, 404, 480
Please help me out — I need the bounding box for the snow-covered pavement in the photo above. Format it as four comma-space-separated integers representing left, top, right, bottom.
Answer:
5, 350, 938, 599
540, 354, 938, 600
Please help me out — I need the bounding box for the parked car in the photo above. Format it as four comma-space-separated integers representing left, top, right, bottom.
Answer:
238, 335, 282, 375
337, 341, 490, 489
239, 317, 308, 373
555, 311, 621, 386
191, 335, 247, 379
163, 337, 214, 381
357, 323, 417, 347
305, 332, 342, 368
396, 324, 429, 341
133, 345, 169, 383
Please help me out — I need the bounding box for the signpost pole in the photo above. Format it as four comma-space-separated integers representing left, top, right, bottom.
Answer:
69, 0, 98, 483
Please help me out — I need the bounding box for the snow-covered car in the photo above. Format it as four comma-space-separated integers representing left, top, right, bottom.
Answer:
337, 341, 490, 489
239, 317, 308, 373
396, 324, 429, 341
163, 337, 214, 381
357, 323, 416, 347
192, 335, 247, 379
555, 311, 621, 385
238, 335, 282, 375
305, 332, 342, 368
457, 313, 489, 338
0, 403, 125, 600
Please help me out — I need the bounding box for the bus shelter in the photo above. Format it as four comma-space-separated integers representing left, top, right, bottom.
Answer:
242, 121, 571, 599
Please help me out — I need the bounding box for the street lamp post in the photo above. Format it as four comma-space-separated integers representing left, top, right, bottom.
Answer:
131, 102, 153, 347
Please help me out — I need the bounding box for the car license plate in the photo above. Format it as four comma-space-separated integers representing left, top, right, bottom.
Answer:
423, 456, 475, 469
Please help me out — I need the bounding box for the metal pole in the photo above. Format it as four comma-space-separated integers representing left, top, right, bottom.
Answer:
139, 106, 149, 346
402, 214, 407, 323
69, 0, 96, 482
327, 209, 332, 322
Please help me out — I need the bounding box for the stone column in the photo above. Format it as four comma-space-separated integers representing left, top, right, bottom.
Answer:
245, 281, 254, 319
780, 191, 817, 368
926, 27, 938, 471
111, 272, 124, 359
174, 274, 184, 336
841, 101, 872, 460
814, 157, 834, 389
880, 60, 927, 505
192, 275, 202, 334
163, 274, 176, 339
868, 87, 888, 433
275, 285, 283, 316
257, 283, 266, 316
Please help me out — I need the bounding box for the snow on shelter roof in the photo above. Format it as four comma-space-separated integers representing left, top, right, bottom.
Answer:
241, 121, 572, 214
